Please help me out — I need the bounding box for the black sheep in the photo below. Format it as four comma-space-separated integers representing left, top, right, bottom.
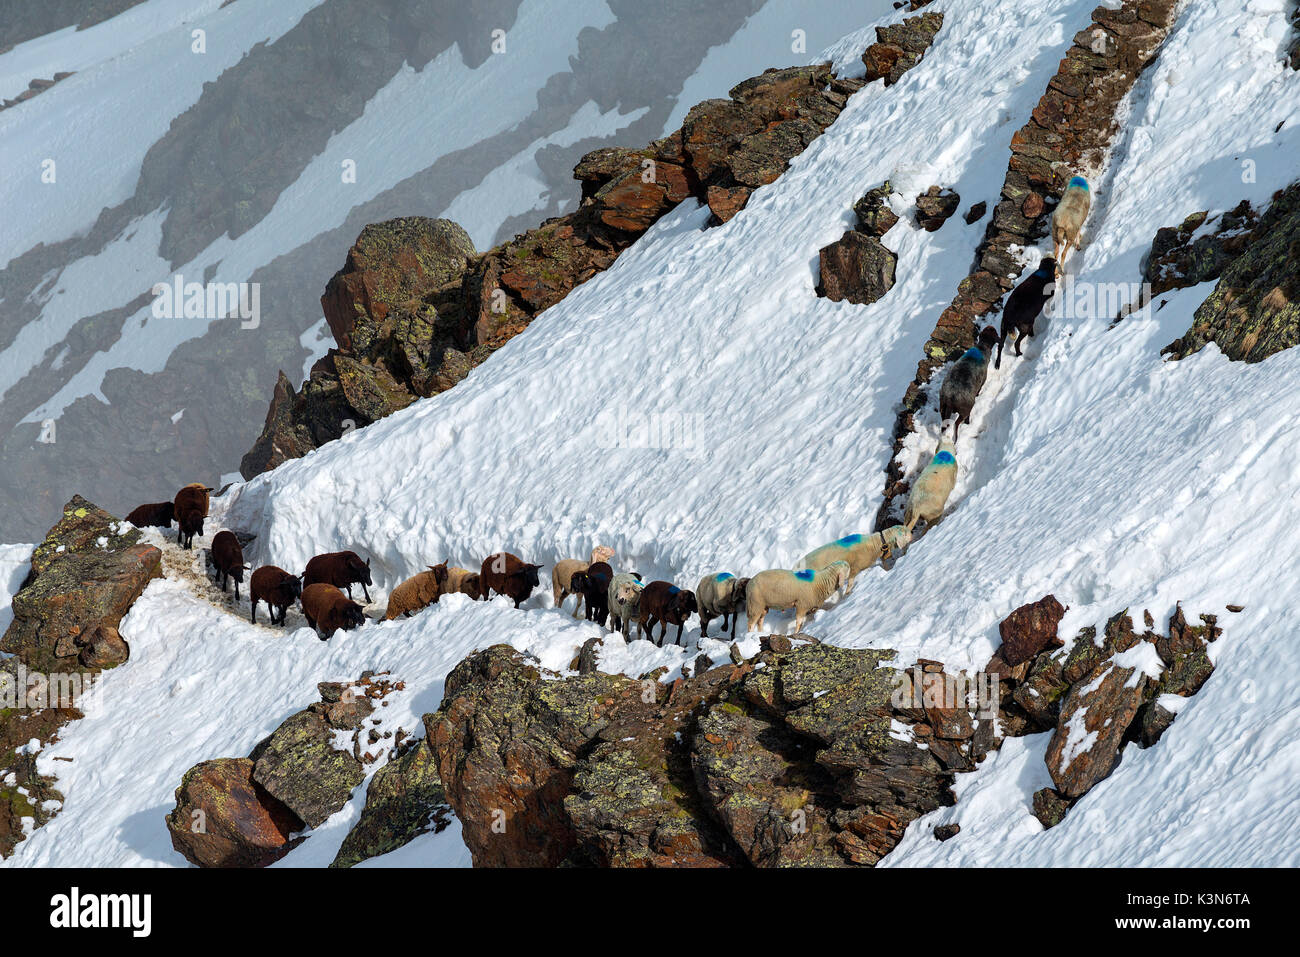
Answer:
940, 325, 999, 440
637, 580, 698, 647
995, 257, 1057, 369
573, 561, 614, 627
303, 550, 373, 603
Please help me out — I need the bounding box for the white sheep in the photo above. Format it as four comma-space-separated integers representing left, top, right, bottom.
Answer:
551, 545, 615, 617
607, 571, 644, 640
1052, 174, 1091, 275
745, 560, 849, 634
903, 440, 958, 533
797, 524, 911, 594
695, 572, 750, 638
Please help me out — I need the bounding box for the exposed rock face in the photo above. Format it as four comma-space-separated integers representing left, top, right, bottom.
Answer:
817, 232, 898, 304
0, 697, 70, 859
997, 594, 1067, 666
332, 737, 451, 868
166, 675, 398, 866
1144, 203, 1259, 296
1, 496, 161, 673
243, 61, 867, 478
861, 12, 945, 85
429, 642, 972, 867
877, 0, 1180, 529
166, 758, 304, 868
1165, 181, 1300, 362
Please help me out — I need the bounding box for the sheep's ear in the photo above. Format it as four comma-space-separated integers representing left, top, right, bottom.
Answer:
365, 558, 371, 567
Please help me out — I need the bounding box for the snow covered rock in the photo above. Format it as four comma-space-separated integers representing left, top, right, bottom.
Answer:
0, 495, 160, 672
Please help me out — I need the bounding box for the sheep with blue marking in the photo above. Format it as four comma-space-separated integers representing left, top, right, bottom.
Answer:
940, 325, 999, 437
696, 572, 750, 638
745, 560, 849, 633
903, 440, 958, 533
1052, 174, 1091, 275
797, 525, 911, 595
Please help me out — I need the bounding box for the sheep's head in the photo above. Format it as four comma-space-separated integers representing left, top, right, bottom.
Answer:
731, 577, 751, 608
570, 571, 589, 594
881, 525, 911, 557
590, 545, 615, 564
462, 574, 482, 600
343, 603, 366, 629
231, 563, 249, 584
520, 563, 542, 590
349, 556, 373, 586
977, 325, 999, 353
286, 575, 304, 601
675, 589, 698, 617
429, 562, 449, 588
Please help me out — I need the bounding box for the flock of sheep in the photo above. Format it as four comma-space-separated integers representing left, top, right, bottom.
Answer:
120, 175, 1090, 648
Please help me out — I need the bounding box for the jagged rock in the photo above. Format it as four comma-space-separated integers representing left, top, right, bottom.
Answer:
915, 186, 961, 231
331, 739, 451, 868
1032, 787, 1071, 829
1060, 610, 1140, 685
1045, 640, 1159, 799
853, 182, 899, 236
1143, 205, 1257, 296
861, 12, 944, 85
320, 217, 475, 353
1166, 181, 1300, 362
933, 822, 960, 841
1010, 651, 1069, 730
250, 710, 365, 829
963, 201, 987, 224
997, 594, 1067, 666
576, 636, 602, 675
238, 372, 316, 477
1, 496, 160, 673
817, 231, 897, 304
332, 353, 417, 422
691, 706, 842, 867
706, 184, 752, 224
165, 758, 303, 868
0, 700, 69, 859
1138, 696, 1180, 747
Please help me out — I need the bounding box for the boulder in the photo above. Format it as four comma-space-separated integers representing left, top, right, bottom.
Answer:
1031, 787, 1071, 829
331, 739, 451, 868
996, 594, 1067, 666
1, 496, 161, 673
817, 231, 897, 304
706, 184, 752, 224
915, 186, 961, 231
861, 12, 945, 85
853, 182, 899, 237
166, 758, 303, 868
250, 710, 365, 829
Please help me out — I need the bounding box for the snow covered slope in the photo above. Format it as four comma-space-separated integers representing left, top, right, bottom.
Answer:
0, 0, 892, 542
4, 0, 1300, 867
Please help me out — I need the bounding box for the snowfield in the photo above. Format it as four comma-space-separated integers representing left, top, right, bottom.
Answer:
3, 0, 1300, 867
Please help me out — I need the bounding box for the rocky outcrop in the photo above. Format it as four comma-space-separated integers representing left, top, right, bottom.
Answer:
331, 737, 451, 868
0, 72, 75, 112
429, 642, 973, 868
877, 0, 1180, 529
166, 674, 402, 866
861, 12, 944, 85
0, 698, 71, 859
1, 495, 161, 673
424, 596, 1223, 862
915, 185, 960, 231
243, 58, 876, 477
1164, 181, 1300, 362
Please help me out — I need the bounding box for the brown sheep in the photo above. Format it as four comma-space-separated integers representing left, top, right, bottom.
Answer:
637, 581, 698, 647
249, 566, 302, 626
480, 552, 542, 608
302, 550, 373, 603
444, 566, 482, 600
173, 483, 213, 550
125, 501, 174, 528
384, 563, 450, 620
300, 583, 366, 640
210, 530, 249, 600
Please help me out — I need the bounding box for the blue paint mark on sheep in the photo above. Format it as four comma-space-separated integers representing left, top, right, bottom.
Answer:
1068, 176, 1089, 190
668, 585, 680, 595
836, 534, 863, 546
714, 572, 734, 581
961, 348, 983, 362
1032, 268, 1051, 278
932, 451, 957, 466
794, 569, 816, 582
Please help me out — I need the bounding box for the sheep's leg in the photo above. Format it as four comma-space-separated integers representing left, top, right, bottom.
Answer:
675, 621, 684, 646
235, 581, 241, 602
571, 593, 584, 619
700, 613, 711, 638
362, 584, 372, 604
793, 611, 807, 633
843, 573, 857, 596
1014, 328, 1025, 357
344, 584, 353, 600
250, 601, 258, 625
